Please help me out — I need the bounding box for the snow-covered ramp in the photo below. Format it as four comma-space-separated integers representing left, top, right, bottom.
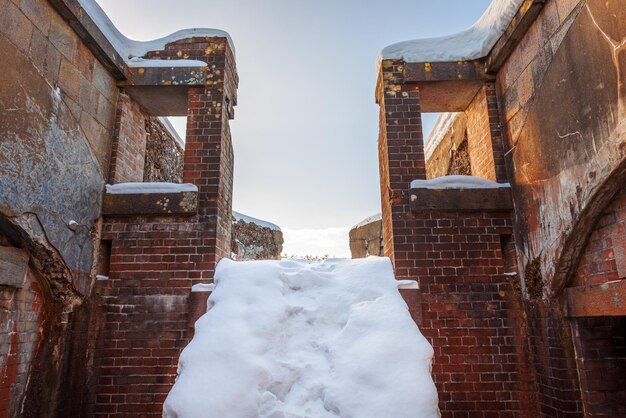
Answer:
164, 257, 439, 418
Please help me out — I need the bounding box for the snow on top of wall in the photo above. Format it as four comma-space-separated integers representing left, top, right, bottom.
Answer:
351, 212, 382, 231
163, 257, 439, 418
105, 182, 198, 194
233, 210, 281, 231
78, 0, 235, 67
157, 117, 185, 148
411, 175, 511, 189
126, 58, 209, 68
380, 0, 524, 63
424, 112, 460, 160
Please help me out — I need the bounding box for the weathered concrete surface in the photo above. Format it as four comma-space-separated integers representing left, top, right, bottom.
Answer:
231, 217, 283, 260
0, 33, 109, 296
498, 0, 626, 297
349, 216, 383, 259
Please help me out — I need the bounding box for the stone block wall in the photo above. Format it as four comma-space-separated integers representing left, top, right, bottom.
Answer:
231, 218, 283, 261
349, 217, 383, 259
143, 119, 184, 183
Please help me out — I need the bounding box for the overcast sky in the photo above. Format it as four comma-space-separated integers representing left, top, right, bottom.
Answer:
97, 0, 491, 257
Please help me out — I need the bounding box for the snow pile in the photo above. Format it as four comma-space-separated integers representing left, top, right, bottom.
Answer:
164, 257, 439, 418
78, 0, 235, 66
380, 0, 524, 62
105, 182, 197, 194
411, 175, 510, 189
424, 113, 460, 160
351, 213, 382, 231
233, 210, 281, 231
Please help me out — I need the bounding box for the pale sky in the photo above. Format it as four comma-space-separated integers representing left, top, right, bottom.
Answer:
97, 0, 491, 257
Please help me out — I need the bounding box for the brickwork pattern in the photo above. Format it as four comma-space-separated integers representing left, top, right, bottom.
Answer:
0, 270, 43, 418
573, 187, 626, 287
377, 60, 425, 264
94, 37, 237, 416
109, 92, 148, 184
572, 316, 626, 417
377, 62, 528, 416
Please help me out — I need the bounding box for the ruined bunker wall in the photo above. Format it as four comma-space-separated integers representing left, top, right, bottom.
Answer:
231, 218, 284, 261
349, 219, 383, 259
0, 0, 120, 416
494, 0, 626, 415
425, 114, 469, 179
143, 118, 184, 183
497, 0, 625, 295
0, 0, 118, 293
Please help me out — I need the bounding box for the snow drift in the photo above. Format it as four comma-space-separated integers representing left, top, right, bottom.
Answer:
164, 257, 439, 418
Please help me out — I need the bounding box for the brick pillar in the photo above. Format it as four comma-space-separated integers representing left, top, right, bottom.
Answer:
181, 38, 237, 275
377, 59, 425, 267
93, 38, 237, 417
485, 82, 508, 183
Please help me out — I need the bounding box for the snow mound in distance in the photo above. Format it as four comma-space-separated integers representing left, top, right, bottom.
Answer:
380, 0, 524, 63
164, 257, 439, 418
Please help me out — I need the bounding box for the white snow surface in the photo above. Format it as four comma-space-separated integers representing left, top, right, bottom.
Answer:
233, 210, 281, 231
351, 213, 382, 231
78, 0, 234, 66
164, 257, 439, 418
424, 113, 460, 161
411, 175, 510, 189
105, 182, 197, 194
380, 0, 524, 63
126, 57, 208, 68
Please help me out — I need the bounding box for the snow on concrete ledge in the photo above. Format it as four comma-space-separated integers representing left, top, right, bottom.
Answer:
78, 0, 235, 67
105, 182, 198, 194
233, 210, 281, 231
411, 175, 511, 190
164, 257, 439, 418
351, 212, 382, 231
380, 0, 524, 63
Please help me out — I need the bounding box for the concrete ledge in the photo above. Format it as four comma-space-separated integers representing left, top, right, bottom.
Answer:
404, 60, 489, 83
102, 191, 198, 217
565, 280, 626, 317
410, 187, 514, 212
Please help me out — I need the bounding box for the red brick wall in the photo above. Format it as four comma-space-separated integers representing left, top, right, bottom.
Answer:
109, 92, 148, 184
377, 60, 425, 264
0, 269, 43, 418
94, 37, 237, 416
377, 62, 529, 416
573, 187, 626, 287
572, 316, 626, 417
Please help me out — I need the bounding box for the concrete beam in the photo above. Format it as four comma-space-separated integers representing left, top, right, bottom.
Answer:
410, 187, 514, 212
102, 191, 198, 217
404, 60, 489, 83
565, 280, 626, 317
416, 80, 484, 112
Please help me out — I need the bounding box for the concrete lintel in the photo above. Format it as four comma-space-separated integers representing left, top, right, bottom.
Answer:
404, 60, 490, 83
416, 80, 484, 112
486, 0, 546, 73
48, 0, 130, 80
565, 280, 626, 318
102, 191, 198, 217
120, 66, 207, 87
410, 187, 514, 212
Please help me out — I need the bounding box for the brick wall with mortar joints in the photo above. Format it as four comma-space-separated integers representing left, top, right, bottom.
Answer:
378, 62, 529, 416
573, 186, 626, 287
108, 92, 148, 184
571, 316, 626, 417
0, 269, 43, 418
0, 0, 120, 415
93, 37, 237, 416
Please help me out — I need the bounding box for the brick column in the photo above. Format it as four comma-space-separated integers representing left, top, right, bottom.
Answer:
377, 59, 425, 268
93, 38, 238, 417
